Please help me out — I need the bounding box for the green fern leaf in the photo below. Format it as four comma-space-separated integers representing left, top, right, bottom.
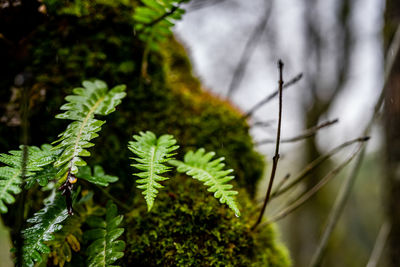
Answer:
0, 145, 59, 213
128, 131, 178, 211
45, 191, 105, 266
134, 0, 189, 50
22, 192, 69, 266
78, 165, 118, 187
169, 148, 241, 216
52, 80, 126, 179
84, 201, 125, 267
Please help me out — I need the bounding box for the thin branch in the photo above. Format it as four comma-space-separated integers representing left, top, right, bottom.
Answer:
273, 173, 291, 194
271, 136, 369, 199
252, 120, 275, 128
264, 144, 364, 224
226, 2, 272, 98
244, 73, 303, 119
309, 23, 400, 267
256, 118, 338, 145
366, 221, 391, 267
251, 60, 284, 231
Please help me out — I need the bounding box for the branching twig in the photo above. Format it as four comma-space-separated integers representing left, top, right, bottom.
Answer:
256, 118, 338, 145
226, 2, 272, 98
263, 144, 364, 225
309, 23, 400, 267
243, 73, 303, 119
366, 221, 391, 267
271, 136, 369, 199
251, 60, 284, 231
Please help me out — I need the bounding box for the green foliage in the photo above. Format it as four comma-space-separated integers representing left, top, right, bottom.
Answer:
84, 201, 125, 267
128, 131, 178, 211
52, 80, 126, 179
170, 148, 241, 217
0, 145, 58, 213
134, 0, 189, 50
22, 192, 69, 266
78, 165, 118, 187
45, 191, 105, 266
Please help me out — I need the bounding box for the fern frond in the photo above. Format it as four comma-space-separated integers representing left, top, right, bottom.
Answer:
169, 148, 241, 216
46, 191, 105, 266
22, 192, 69, 266
134, 0, 188, 50
0, 145, 59, 213
78, 165, 118, 187
84, 201, 125, 267
128, 131, 178, 211
52, 80, 126, 179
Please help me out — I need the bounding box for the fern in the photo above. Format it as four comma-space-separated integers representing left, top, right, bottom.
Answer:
134, 0, 188, 50
84, 201, 125, 267
46, 191, 105, 266
0, 145, 59, 213
22, 191, 69, 266
169, 148, 241, 217
78, 165, 118, 187
128, 131, 178, 211
52, 80, 126, 180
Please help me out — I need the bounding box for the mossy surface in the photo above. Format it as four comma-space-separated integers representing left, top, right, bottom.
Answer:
125, 175, 290, 267
0, 1, 290, 266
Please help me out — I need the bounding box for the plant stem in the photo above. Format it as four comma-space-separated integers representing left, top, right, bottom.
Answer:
256, 118, 338, 145
251, 60, 284, 231
271, 136, 369, 199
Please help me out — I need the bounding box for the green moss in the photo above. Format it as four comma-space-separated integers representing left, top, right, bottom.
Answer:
125, 176, 290, 267
0, 1, 290, 266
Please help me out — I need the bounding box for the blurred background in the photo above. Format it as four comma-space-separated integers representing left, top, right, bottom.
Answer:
0, 0, 399, 266
172, 0, 398, 266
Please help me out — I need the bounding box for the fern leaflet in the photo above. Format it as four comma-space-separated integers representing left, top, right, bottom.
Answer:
52, 80, 126, 179
134, 0, 188, 50
78, 165, 118, 187
0, 144, 58, 213
22, 192, 69, 266
84, 201, 125, 267
169, 148, 241, 216
128, 131, 178, 211
46, 191, 105, 266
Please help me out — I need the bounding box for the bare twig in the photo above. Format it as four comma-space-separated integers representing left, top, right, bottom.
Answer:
309, 23, 400, 267
271, 136, 369, 199
251, 60, 284, 231
226, 2, 273, 98
252, 120, 275, 128
273, 173, 291, 194
256, 118, 338, 145
243, 73, 303, 119
366, 221, 391, 267
263, 144, 364, 224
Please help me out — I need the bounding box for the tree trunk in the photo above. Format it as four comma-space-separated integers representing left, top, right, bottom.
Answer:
384, 0, 400, 265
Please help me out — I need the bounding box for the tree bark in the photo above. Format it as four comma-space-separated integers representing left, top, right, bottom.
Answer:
384, 1, 400, 264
